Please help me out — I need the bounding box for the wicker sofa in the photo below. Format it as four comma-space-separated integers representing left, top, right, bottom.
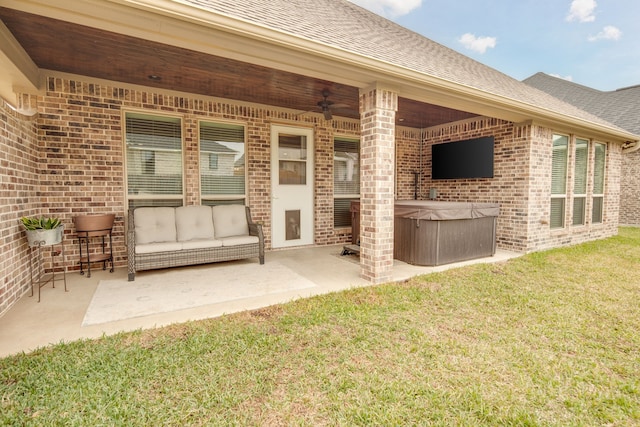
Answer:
127, 205, 264, 281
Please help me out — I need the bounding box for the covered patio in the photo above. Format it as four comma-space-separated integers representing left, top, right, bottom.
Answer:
0, 0, 494, 286
1, 0, 637, 323
0, 245, 519, 358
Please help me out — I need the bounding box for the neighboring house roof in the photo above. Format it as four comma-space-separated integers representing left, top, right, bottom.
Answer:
524, 72, 640, 136
200, 141, 237, 154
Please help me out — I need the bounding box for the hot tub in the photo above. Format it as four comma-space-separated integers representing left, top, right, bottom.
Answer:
350, 200, 499, 266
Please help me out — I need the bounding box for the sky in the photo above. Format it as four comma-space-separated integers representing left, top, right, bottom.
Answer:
347, 0, 640, 91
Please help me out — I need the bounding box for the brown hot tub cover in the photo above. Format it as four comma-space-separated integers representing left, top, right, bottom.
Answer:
389, 200, 500, 221
350, 200, 500, 266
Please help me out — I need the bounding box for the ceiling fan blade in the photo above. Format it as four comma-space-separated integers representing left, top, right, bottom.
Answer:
295, 108, 315, 117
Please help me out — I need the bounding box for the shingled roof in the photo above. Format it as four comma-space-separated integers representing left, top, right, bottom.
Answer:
180, 0, 631, 134
0, 0, 636, 140
524, 72, 640, 135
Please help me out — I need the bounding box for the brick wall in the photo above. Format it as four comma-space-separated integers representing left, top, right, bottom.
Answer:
0, 99, 40, 314
0, 73, 624, 316
620, 150, 640, 225
395, 127, 422, 200
524, 126, 620, 251
33, 75, 362, 271
523, 124, 554, 251
316, 120, 362, 244
417, 118, 620, 252
421, 117, 531, 251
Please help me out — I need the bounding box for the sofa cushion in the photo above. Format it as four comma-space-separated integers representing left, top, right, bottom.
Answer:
176, 205, 215, 242
135, 241, 183, 254
220, 235, 259, 246
134, 207, 177, 244
181, 239, 223, 250
212, 205, 249, 238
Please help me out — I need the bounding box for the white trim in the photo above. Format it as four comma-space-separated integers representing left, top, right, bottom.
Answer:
122, 109, 186, 207
0, 20, 40, 107
271, 124, 315, 248
197, 119, 248, 204
3, 0, 638, 143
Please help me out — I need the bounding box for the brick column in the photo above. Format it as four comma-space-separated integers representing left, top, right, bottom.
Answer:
359, 84, 398, 283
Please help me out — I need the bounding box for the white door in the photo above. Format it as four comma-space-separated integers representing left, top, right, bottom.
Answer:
271, 125, 314, 248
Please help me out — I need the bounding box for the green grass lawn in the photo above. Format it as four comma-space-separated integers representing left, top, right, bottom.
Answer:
2, 229, 640, 426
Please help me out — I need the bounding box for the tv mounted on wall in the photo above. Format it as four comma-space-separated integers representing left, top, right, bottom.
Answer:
431, 136, 494, 180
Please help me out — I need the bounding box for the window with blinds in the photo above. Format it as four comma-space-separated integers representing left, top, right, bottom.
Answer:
592, 142, 606, 223
125, 112, 184, 208
199, 121, 246, 206
550, 134, 568, 229
334, 137, 360, 228
572, 138, 589, 226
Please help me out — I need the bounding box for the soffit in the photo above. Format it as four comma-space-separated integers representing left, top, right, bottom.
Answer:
0, 6, 476, 129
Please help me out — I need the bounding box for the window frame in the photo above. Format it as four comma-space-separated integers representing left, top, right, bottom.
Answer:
124, 111, 185, 209
209, 153, 219, 170
572, 137, 589, 226
198, 120, 247, 206
592, 142, 606, 224
333, 136, 360, 229
550, 134, 569, 229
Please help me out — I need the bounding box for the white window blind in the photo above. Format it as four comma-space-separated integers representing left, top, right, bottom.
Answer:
572, 138, 589, 225
592, 142, 606, 223
125, 112, 183, 208
551, 134, 568, 229
200, 122, 246, 205
334, 137, 360, 228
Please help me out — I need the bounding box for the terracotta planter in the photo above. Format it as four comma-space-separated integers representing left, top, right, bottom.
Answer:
73, 214, 115, 237
25, 225, 64, 247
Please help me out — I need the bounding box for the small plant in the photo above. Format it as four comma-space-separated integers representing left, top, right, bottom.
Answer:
20, 216, 61, 230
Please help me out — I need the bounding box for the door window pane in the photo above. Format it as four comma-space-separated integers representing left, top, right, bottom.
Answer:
279, 134, 307, 185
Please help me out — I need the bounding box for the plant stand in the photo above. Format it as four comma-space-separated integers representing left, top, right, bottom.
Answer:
29, 240, 67, 303
74, 214, 115, 278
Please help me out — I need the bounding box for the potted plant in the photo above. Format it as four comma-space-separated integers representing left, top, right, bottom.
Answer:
20, 216, 64, 246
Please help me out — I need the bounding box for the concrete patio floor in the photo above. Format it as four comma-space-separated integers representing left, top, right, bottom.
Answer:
0, 245, 520, 358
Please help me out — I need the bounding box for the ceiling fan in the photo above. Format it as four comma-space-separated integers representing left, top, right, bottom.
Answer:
309, 89, 350, 120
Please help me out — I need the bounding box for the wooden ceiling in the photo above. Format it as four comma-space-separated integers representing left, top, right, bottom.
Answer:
0, 7, 477, 128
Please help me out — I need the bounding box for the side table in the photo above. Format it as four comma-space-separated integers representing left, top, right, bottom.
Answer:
73, 214, 115, 278
29, 240, 67, 302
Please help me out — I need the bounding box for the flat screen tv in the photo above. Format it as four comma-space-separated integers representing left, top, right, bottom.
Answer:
431, 136, 494, 179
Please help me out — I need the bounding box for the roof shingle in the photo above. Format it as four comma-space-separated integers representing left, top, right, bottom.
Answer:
179, 0, 629, 132
524, 72, 640, 135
